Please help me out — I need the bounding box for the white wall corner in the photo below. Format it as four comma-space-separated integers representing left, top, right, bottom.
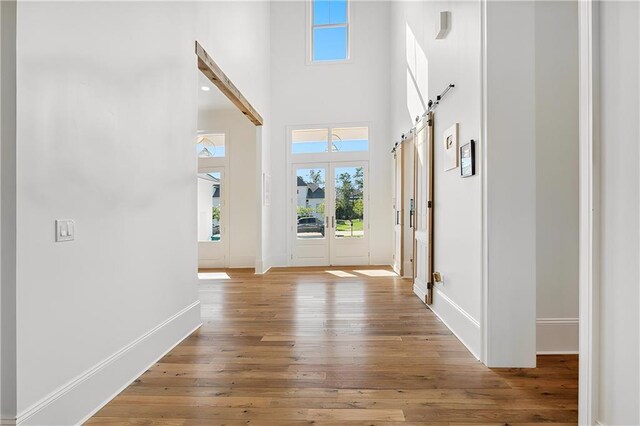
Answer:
17, 302, 201, 426
482, 0, 537, 368
254, 258, 270, 275
536, 318, 579, 354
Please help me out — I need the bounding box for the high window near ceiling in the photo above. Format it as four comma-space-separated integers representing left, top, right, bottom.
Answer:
310, 0, 349, 62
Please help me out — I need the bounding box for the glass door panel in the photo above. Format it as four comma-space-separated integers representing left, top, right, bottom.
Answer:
198, 168, 226, 268
296, 168, 326, 239
329, 162, 369, 265
291, 165, 330, 265
333, 166, 365, 239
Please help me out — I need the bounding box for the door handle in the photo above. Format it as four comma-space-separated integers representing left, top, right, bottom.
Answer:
396, 210, 400, 225
331, 216, 335, 228
326, 216, 329, 228
409, 199, 415, 228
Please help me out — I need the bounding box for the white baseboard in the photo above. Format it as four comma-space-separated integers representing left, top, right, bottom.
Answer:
414, 280, 481, 359
536, 317, 579, 354
17, 301, 201, 426
229, 255, 255, 268
430, 285, 481, 359
369, 257, 391, 266
198, 258, 226, 268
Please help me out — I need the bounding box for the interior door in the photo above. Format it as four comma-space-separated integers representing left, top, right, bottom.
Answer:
197, 167, 227, 268
291, 164, 329, 266
329, 161, 369, 265
414, 113, 434, 304
404, 131, 416, 279
393, 145, 404, 275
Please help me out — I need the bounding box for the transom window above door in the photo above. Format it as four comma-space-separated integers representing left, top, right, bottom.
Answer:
310, 0, 350, 62
291, 126, 368, 155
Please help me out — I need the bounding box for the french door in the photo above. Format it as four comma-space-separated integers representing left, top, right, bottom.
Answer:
291, 161, 369, 266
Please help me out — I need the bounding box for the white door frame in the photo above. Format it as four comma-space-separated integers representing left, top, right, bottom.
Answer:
286, 122, 371, 266
578, 1, 599, 424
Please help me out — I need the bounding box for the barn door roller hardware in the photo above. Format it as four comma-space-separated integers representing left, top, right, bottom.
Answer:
391, 83, 455, 154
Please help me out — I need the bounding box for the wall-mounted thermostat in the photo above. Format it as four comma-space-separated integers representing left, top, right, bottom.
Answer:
460, 140, 476, 178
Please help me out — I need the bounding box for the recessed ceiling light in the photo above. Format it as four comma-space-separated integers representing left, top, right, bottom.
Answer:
201, 86, 211, 92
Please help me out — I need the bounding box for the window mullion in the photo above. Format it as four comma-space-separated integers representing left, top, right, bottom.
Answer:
313, 23, 347, 29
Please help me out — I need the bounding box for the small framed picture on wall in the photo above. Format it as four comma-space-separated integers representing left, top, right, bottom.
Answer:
460, 140, 475, 178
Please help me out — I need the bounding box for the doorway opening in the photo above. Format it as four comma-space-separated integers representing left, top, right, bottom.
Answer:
194, 41, 264, 275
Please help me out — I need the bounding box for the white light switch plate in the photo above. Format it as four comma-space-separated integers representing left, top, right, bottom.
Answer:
55, 219, 75, 242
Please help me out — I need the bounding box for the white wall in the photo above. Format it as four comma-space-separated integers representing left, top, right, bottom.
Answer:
390, 1, 483, 357
198, 107, 258, 268
14, 2, 270, 424
535, 1, 579, 354
269, 0, 391, 267
596, 1, 640, 423
389, 1, 574, 366
0, 0, 17, 421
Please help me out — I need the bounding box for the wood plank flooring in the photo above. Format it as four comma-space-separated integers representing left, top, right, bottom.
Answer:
88, 267, 578, 425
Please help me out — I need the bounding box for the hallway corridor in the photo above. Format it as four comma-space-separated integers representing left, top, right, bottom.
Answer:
89, 268, 578, 424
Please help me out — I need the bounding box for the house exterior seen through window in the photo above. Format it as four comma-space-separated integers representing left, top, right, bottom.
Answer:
311, 0, 349, 62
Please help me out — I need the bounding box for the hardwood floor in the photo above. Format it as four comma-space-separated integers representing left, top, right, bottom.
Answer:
88, 267, 578, 425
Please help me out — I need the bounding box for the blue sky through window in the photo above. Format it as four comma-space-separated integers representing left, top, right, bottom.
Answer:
312, 0, 348, 61
313, 0, 347, 25
292, 140, 328, 154
313, 27, 347, 61
292, 138, 368, 154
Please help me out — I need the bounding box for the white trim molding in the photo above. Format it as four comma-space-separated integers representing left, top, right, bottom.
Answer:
16, 301, 201, 426
414, 283, 481, 360
579, 0, 599, 424
536, 318, 579, 355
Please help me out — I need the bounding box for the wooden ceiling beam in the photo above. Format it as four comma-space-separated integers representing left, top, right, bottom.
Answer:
195, 41, 264, 126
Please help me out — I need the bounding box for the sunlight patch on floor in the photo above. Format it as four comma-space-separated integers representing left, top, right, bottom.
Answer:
325, 270, 357, 278
198, 272, 231, 280
354, 269, 398, 277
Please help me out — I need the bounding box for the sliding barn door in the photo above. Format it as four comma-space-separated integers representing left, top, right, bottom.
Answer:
392, 144, 404, 275
413, 113, 434, 305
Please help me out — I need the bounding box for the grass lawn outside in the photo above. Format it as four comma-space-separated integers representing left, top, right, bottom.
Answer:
336, 219, 363, 232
